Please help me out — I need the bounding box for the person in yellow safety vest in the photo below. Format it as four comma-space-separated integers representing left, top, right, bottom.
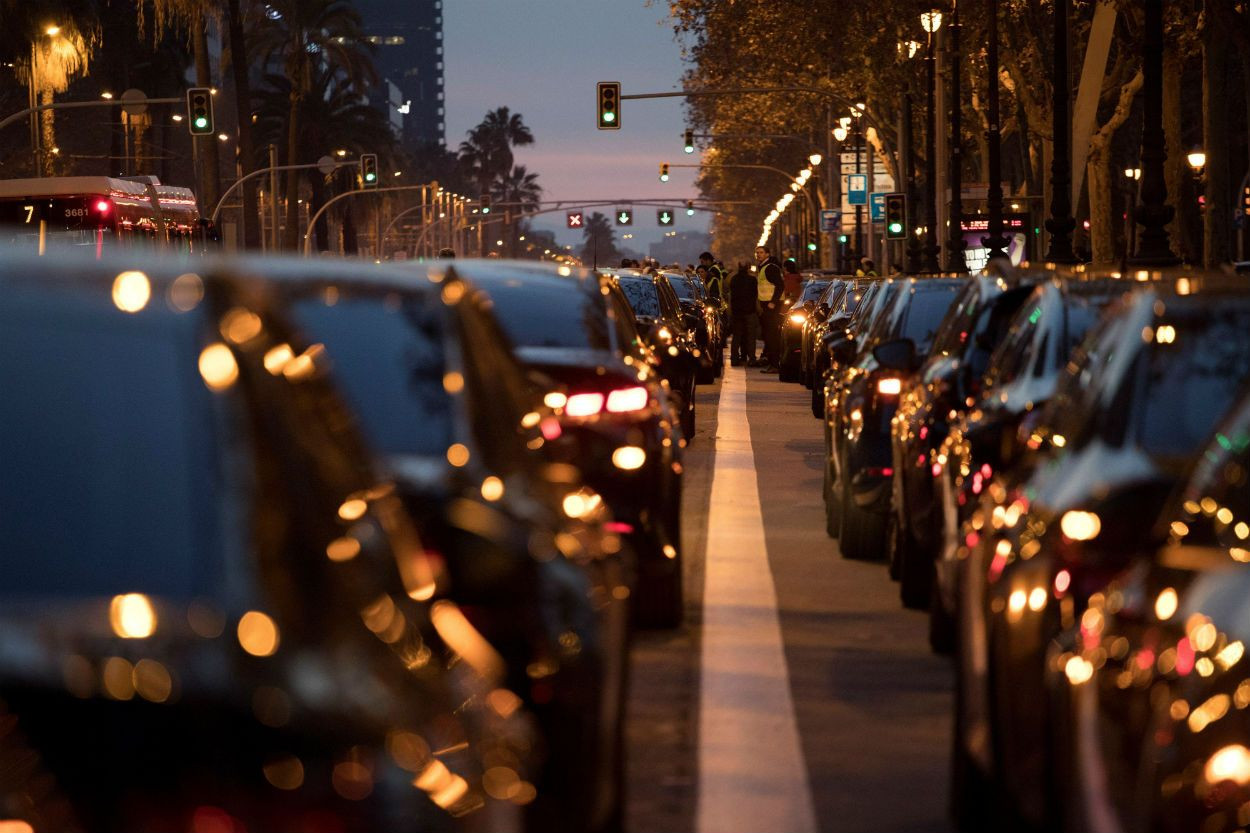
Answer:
698, 251, 725, 303
753, 245, 785, 372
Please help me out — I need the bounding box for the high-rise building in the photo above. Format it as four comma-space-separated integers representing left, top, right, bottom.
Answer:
352, 0, 446, 148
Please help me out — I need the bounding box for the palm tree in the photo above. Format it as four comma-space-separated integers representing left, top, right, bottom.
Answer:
251, 0, 376, 249
458, 107, 534, 198
580, 212, 620, 267
492, 164, 541, 257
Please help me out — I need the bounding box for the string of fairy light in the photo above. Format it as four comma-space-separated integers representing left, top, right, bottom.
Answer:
758, 154, 822, 248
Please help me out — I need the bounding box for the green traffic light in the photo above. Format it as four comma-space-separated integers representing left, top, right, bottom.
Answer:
838, 234, 848, 244
365, 173, 376, 182
194, 117, 208, 129
806, 242, 817, 251
660, 174, 669, 182
684, 145, 694, 154
888, 222, 903, 234
603, 111, 616, 123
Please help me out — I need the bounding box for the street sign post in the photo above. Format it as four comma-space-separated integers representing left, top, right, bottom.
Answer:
657, 209, 674, 226
567, 212, 584, 229
846, 174, 867, 206
819, 209, 842, 232
616, 208, 632, 226
869, 192, 886, 222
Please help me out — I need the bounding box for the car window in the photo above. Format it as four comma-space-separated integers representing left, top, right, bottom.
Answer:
0, 299, 233, 601
618, 279, 662, 319
475, 278, 611, 351
929, 282, 982, 358
985, 292, 1045, 388
289, 290, 452, 459
899, 285, 963, 353
607, 287, 647, 359
799, 281, 830, 303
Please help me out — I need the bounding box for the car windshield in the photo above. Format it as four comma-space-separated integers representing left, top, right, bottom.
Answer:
0, 293, 228, 600
617, 279, 662, 318
474, 279, 611, 351
669, 276, 700, 302
799, 281, 830, 303
289, 291, 452, 459
1134, 311, 1250, 458
900, 285, 963, 352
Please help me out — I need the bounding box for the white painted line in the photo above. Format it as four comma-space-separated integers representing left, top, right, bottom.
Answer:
696, 367, 818, 833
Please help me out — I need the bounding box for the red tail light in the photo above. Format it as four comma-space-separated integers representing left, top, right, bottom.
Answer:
563, 387, 650, 418
605, 386, 649, 413
94, 198, 112, 215
565, 392, 605, 417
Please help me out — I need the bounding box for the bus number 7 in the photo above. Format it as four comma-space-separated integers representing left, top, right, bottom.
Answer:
23, 205, 34, 224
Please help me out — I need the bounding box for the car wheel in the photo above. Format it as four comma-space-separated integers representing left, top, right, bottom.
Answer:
898, 525, 932, 610
779, 360, 799, 383
823, 457, 839, 539
635, 555, 683, 629
885, 509, 902, 581
680, 380, 696, 439
951, 675, 1008, 833
928, 579, 956, 655
696, 361, 716, 384
810, 381, 824, 419
839, 465, 885, 561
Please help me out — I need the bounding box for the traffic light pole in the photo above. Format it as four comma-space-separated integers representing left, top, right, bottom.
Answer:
0, 96, 183, 135
211, 160, 358, 226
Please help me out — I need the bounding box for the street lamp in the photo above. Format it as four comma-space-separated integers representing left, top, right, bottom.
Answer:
808, 152, 822, 167
1187, 149, 1207, 174
983, 0, 1011, 262
1043, 0, 1078, 263
920, 8, 943, 272
832, 125, 848, 142
944, 0, 968, 273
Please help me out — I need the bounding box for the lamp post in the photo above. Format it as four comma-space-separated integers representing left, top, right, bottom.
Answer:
1130, 0, 1179, 265
944, 1, 967, 273
1043, 0, 1078, 263
853, 107, 864, 266
1120, 166, 1141, 272
898, 39, 924, 274
921, 9, 943, 273
983, 0, 1011, 262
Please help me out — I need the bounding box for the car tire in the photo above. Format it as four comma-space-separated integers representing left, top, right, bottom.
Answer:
928, 579, 956, 655
885, 510, 902, 581
839, 463, 885, 560
951, 684, 1007, 833
635, 558, 683, 629
779, 360, 799, 383
824, 458, 839, 539
680, 380, 696, 439
696, 361, 716, 384
810, 382, 824, 419
898, 528, 932, 610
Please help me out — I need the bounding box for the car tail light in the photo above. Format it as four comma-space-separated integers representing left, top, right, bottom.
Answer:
606, 386, 649, 413
565, 392, 605, 417
877, 377, 902, 396
94, 198, 112, 215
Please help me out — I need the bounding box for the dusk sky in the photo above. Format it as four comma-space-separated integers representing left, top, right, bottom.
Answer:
443, 1, 709, 253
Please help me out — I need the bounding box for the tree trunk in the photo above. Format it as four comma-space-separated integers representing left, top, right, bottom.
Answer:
309, 173, 329, 252
1088, 70, 1144, 265
1205, 17, 1233, 266
1162, 44, 1192, 262
193, 18, 220, 214
282, 80, 303, 250
225, 0, 260, 249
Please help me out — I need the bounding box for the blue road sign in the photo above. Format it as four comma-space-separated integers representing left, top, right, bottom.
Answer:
846, 174, 868, 206
869, 192, 886, 222
819, 209, 842, 232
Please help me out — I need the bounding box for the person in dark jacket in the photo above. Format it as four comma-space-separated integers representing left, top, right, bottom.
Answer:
754, 245, 785, 372
728, 261, 760, 366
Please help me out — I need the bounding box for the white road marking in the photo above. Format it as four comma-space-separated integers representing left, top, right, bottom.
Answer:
696, 367, 818, 833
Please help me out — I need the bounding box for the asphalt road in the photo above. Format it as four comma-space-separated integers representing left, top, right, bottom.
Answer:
626, 366, 955, 833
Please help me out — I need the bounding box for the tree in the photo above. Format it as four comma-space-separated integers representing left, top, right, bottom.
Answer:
251, 0, 376, 249
579, 212, 620, 266
458, 107, 534, 198
492, 164, 542, 257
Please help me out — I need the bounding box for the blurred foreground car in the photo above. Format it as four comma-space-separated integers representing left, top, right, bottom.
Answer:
451, 261, 686, 629
0, 253, 524, 833
778, 277, 832, 382
954, 277, 1250, 832
1050, 391, 1250, 833
256, 259, 630, 833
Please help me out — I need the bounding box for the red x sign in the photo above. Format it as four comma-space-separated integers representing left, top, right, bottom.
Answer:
567, 212, 584, 228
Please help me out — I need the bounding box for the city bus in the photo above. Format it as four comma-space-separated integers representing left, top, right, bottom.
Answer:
0, 175, 208, 256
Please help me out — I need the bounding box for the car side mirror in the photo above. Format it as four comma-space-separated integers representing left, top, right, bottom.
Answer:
872, 338, 918, 372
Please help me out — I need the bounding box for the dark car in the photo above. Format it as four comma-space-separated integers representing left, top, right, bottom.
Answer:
449, 261, 686, 629
0, 253, 525, 833
665, 270, 724, 383
800, 279, 850, 388
825, 278, 964, 560
1048, 391, 1250, 833
258, 260, 631, 833
778, 278, 832, 382
811, 278, 879, 420
613, 271, 700, 438
930, 277, 1129, 652
954, 278, 1250, 832
889, 273, 1039, 611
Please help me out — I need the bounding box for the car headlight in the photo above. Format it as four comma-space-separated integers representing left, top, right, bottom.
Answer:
789, 312, 807, 324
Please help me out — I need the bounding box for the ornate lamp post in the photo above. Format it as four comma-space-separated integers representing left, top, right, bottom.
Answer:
1044, 0, 1078, 263
921, 8, 943, 273
944, 1, 967, 272
983, 0, 1010, 261
1130, 0, 1179, 265
897, 39, 924, 274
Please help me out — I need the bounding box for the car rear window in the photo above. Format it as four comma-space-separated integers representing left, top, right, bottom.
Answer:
289, 292, 453, 459
0, 295, 227, 600
474, 279, 610, 351
899, 286, 963, 352
617, 279, 662, 318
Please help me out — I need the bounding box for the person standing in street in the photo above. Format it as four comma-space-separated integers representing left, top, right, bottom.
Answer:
754, 245, 784, 372
782, 258, 803, 302
728, 261, 760, 366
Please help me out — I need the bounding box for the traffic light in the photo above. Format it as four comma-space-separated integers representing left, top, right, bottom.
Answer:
659, 163, 669, 182
597, 82, 621, 130
185, 87, 214, 136
685, 200, 695, 217
683, 129, 695, 154
360, 153, 378, 187
657, 208, 674, 226
806, 232, 817, 252
884, 192, 907, 240
480, 194, 492, 214
837, 233, 849, 244
615, 207, 632, 226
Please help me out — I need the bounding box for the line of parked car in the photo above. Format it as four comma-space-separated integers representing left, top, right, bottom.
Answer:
0, 251, 727, 833
785, 264, 1250, 833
